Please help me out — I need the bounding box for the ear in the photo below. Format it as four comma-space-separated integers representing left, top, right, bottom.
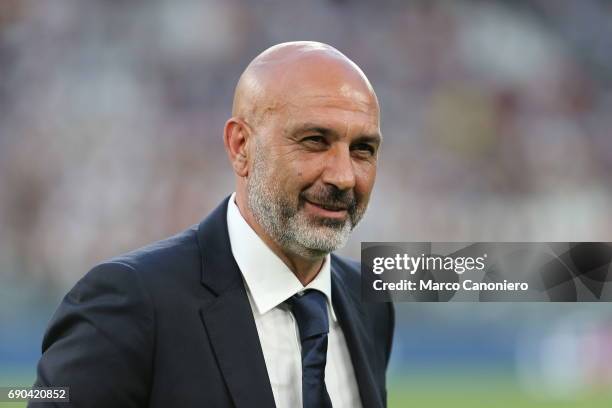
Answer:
223, 118, 251, 177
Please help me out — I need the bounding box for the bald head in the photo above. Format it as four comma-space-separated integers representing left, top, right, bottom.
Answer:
232, 41, 379, 126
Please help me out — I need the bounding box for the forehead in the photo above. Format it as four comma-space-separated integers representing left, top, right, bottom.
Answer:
252, 52, 380, 133
276, 83, 380, 132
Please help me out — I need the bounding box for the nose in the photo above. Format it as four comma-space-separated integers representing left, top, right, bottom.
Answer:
321, 143, 356, 191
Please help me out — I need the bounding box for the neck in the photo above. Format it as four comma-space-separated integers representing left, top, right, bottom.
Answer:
235, 193, 325, 286
273, 244, 325, 286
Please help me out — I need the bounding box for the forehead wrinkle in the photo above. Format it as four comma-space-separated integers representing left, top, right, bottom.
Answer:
289, 94, 377, 114
282, 98, 380, 131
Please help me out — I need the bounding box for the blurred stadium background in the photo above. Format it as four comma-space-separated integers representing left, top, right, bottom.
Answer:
1, 0, 612, 407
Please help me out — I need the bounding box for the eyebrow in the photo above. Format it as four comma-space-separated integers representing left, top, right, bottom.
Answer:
294, 124, 383, 144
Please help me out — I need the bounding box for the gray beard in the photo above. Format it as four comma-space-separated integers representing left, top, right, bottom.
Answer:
246, 144, 358, 259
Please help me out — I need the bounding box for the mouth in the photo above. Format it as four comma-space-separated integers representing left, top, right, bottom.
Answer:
303, 199, 349, 219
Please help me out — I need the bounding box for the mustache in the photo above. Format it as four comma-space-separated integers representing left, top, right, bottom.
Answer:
300, 186, 357, 214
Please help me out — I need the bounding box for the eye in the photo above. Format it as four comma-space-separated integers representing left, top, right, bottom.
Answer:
301, 135, 327, 147
351, 142, 376, 156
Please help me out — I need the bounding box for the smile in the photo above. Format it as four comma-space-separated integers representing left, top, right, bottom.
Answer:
303, 199, 349, 219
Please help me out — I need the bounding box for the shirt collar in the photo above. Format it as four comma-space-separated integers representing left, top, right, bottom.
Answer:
226, 192, 336, 321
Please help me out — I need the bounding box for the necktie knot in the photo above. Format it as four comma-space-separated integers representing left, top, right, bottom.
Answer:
287, 289, 329, 341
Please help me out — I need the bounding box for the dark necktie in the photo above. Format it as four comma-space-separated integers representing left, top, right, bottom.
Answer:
287, 289, 333, 408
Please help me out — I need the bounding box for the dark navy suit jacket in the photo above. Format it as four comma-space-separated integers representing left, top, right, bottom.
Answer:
31, 197, 394, 407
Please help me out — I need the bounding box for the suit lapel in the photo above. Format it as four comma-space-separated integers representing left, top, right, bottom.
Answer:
331, 261, 383, 408
196, 197, 276, 408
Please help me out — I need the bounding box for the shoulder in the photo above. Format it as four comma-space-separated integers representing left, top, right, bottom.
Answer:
46, 225, 206, 354
109, 225, 200, 275
75, 225, 203, 305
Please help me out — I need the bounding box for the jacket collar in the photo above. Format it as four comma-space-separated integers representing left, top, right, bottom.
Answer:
197, 196, 243, 295
196, 196, 276, 408
331, 256, 384, 408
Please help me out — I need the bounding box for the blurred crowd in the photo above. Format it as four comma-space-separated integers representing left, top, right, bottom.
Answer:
1, 0, 611, 290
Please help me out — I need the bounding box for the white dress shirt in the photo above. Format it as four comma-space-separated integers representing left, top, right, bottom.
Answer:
226, 193, 362, 408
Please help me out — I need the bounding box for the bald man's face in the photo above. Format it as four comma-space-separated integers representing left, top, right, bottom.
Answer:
245, 73, 381, 258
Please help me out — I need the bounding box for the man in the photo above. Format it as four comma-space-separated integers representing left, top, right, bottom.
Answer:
32, 41, 394, 408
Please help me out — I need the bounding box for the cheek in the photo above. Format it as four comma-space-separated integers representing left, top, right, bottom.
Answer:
354, 164, 377, 199
288, 156, 324, 185
275, 159, 316, 196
